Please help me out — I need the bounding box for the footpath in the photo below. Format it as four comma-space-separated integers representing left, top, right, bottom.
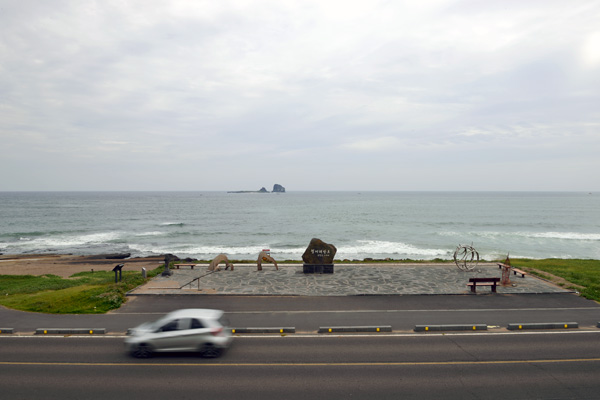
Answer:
129, 263, 570, 296
2, 263, 598, 334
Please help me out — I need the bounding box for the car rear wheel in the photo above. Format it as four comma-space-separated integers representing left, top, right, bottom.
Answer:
132, 344, 153, 358
199, 343, 222, 358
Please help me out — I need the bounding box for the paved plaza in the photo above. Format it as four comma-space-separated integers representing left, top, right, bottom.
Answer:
129, 263, 571, 296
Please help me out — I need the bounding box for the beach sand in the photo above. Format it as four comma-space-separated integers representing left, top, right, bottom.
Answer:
0, 254, 165, 278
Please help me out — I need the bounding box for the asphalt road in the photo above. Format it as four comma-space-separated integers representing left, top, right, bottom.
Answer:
2, 332, 600, 399
1, 293, 598, 333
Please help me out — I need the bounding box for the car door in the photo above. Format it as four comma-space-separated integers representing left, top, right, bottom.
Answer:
173, 317, 213, 351
150, 318, 185, 352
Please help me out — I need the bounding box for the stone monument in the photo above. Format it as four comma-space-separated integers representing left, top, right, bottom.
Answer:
302, 238, 337, 274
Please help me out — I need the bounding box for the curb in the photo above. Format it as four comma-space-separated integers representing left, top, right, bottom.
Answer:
231, 327, 295, 334
0, 328, 14, 334
318, 326, 392, 333
414, 324, 487, 332
507, 322, 578, 331
35, 328, 106, 335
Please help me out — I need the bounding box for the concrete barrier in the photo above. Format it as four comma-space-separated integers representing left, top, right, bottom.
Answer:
318, 326, 392, 333
507, 322, 578, 330
35, 328, 106, 335
231, 327, 295, 334
0, 328, 14, 334
414, 324, 487, 332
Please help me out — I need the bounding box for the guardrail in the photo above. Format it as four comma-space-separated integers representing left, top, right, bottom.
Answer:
35, 328, 106, 335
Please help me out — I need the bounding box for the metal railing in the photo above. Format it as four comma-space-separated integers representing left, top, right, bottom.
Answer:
179, 270, 218, 290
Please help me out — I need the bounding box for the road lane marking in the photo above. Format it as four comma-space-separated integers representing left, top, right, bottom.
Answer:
113, 307, 600, 315
2, 330, 600, 339
2, 358, 600, 367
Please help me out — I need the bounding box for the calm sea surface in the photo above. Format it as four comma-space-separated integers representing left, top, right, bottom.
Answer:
1, 191, 599, 260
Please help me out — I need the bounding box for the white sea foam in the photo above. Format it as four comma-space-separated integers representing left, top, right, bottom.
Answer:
9, 232, 123, 249
337, 240, 446, 258
135, 231, 164, 237
438, 230, 600, 241
130, 240, 448, 260
528, 232, 600, 241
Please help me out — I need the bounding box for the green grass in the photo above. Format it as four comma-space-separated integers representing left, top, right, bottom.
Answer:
1, 259, 599, 313
0, 268, 162, 314
509, 258, 600, 302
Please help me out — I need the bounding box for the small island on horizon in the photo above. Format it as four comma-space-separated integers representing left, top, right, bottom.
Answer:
228, 184, 286, 194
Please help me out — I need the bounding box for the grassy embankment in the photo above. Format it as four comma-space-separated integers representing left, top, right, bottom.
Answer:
509, 258, 600, 301
0, 267, 162, 314
0, 259, 598, 314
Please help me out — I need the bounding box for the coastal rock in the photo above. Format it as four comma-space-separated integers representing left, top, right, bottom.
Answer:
272, 184, 286, 193
302, 238, 337, 264
258, 187, 268, 193
88, 253, 131, 260
160, 254, 180, 262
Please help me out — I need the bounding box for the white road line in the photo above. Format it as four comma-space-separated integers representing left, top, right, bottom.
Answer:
2, 330, 600, 339
113, 307, 600, 315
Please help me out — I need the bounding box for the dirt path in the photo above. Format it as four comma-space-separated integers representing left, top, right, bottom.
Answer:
0, 254, 165, 278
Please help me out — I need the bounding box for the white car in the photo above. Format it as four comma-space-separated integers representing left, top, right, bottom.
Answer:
125, 309, 232, 358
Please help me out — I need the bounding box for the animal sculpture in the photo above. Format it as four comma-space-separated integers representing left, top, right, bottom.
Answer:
208, 254, 234, 271
257, 251, 278, 271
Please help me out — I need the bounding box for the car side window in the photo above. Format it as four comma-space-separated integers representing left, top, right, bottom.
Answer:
191, 319, 205, 329
177, 318, 192, 330
159, 320, 179, 332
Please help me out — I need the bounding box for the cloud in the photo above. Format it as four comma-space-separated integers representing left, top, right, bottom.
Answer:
1, 0, 599, 190
342, 136, 403, 152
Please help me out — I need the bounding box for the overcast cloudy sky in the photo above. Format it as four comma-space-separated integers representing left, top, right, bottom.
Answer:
1, 1, 599, 191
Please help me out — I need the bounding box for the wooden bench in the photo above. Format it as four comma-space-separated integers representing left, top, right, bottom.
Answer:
497, 263, 527, 278
467, 277, 500, 293
174, 263, 197, 269
511, 268, 526, 278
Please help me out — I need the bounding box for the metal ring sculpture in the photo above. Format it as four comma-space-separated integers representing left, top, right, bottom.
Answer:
453, 244, 479, 271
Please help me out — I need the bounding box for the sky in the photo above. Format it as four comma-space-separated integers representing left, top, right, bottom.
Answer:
1, 0, 599, 191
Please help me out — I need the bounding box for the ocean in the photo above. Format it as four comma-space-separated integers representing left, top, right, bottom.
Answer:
1, 191, 599, 261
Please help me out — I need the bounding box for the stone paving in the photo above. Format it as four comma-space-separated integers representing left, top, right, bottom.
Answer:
128, 263, 571, 296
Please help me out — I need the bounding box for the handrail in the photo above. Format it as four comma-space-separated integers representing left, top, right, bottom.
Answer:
179, 270, 218, 290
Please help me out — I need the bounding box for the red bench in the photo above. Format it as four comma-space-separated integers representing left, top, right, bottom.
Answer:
467, 277, 500, 293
